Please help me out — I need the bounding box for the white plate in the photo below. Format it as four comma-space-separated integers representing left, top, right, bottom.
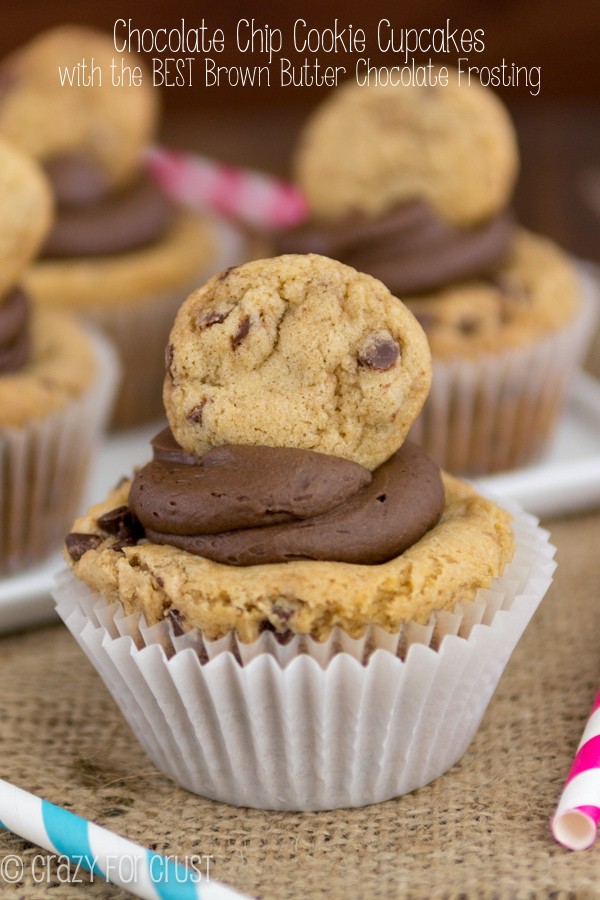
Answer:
2, 374, 600, 634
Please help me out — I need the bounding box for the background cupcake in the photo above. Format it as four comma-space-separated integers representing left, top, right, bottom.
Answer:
277, 70, 596, 475
0, 137, 118, 575
0, 25, 236, 429
56, 255, 555, 810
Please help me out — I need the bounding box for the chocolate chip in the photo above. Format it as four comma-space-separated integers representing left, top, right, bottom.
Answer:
232, 316, 251, 350
218, 266, 237, 281
97, 506, 144, 542
165, 343, 174, 377
186, 399, 208, 424
259, 620, 293, 643
357, 337, 400, 371
65, 533, 103, 562
97, 505, 128, 533
109, 538, 139, 552
458, 317, 479, 335
271, 604, 293, 624
167, 608, 185, 636
259, 604, 294, 639
199, 310, 229, 329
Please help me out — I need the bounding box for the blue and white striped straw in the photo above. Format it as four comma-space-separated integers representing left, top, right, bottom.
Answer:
0, 778, 249, 899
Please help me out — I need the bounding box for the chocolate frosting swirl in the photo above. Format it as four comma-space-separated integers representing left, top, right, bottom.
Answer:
0, 287, 30, 373
44, 153, 111, 208
42, 153, 174, 258
275, 200, 515, 295
129, 430, 445, 566
131, 433, 373, 535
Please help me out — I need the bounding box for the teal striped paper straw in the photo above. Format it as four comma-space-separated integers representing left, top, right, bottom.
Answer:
0, 778, 249, 899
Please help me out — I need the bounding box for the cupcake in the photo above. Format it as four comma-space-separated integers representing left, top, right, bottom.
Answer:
0, 26, 231, 429
276, 71, 596, 474
0, 137, 118, 575
55, 255, 555, 810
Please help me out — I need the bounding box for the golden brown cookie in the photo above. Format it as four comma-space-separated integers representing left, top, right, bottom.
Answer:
0, 26, 158, 189
295, 69, 518, 227
0, 309, 97, 428
64, 472, 514, 642
163, 254, 432, 470
0, 137, 52, 297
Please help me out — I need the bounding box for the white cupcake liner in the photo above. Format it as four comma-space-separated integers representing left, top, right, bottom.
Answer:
53, 496, 555, 811
409, 265, 599, 475
0, 328, 119, 576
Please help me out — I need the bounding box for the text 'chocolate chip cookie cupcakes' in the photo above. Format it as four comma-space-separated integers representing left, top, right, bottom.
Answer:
277, 70, 597, 475
55, 254, 555, 811
0, 138, 119, 575
0, 25, 241, 430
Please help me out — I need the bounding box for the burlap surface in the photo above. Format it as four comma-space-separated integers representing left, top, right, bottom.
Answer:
0, 506, 598, 899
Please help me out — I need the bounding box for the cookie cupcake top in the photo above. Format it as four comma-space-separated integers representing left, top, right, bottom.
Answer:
67, 467, 512, 642
0, 308, 98, 428
164, 253, 432, 470
407, 229, 582, 358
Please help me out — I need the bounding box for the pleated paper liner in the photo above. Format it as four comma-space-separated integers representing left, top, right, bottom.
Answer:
0, 328, 119, 576
409, 264, 599, 475
54, 497, 555, 811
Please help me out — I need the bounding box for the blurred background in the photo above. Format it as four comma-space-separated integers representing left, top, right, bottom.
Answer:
1, 0, 599, 260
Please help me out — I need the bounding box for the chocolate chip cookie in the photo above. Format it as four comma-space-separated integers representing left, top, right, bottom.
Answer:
163, 254, 432, 470
0, 25, 158, 190
295, 68, 518, 228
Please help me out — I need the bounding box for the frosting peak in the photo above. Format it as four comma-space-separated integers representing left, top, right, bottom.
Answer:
128, 429, 445, 566
42, 153, 174, 258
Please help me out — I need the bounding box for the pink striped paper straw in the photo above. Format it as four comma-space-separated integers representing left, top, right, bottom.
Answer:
552, 687, 600, 849
144, 146, 309, 231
